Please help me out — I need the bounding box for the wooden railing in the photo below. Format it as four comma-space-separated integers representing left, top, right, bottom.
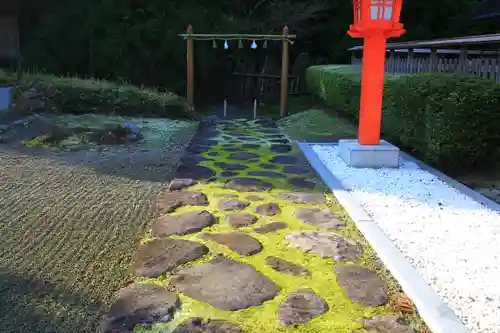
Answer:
384, 55, 500, 82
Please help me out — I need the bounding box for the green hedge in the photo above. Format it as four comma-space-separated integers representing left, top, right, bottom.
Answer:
14, 74, 192, 118
306, 65, 500, 172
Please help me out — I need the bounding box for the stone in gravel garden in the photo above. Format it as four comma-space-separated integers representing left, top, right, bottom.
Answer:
334, 265, 388, 307
277, 289, 329, 326
102, 283, 180, 333
360, 315, 413, 333
224, 178, 273, 192
254, 222, 288, 234
214, 162, 248, 171
229, 152, 260, 160
270, 155, 298, 165
170, 255, 280, 310
266, 256, 309, 276
278, 192, 325, 205
173, 318, 244, 333
226, 213, 258, 228
133, 238, 208, 278
285, 231, 362, 262
202, 232, 263, 256
156, 190, 208, 213
247, 171, 286, 179
167, 178, 196, 191
255, 203, 281, 216
296, 208, 344, 229
218, 199, 250, 211
246, 195, 263, 201
152, 210, 216, 236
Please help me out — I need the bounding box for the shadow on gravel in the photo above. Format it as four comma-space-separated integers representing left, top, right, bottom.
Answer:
0, 269, 105, 333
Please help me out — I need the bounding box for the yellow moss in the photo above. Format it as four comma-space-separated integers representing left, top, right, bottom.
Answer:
135, 180, 394, 333
22, 135, 51, 148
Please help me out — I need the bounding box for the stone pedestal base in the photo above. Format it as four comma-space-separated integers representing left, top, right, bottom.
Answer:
338, 139, 400, 168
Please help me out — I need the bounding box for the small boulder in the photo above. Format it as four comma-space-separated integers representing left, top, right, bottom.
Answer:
255, 203, 281, 216
277, 289, 329, 326
226, 213, 258, 228
296, 208, 345, 229
168, 178, 196, 191
156, 190, 208, 213
254, 222, 288, 234
360, 315, 413, 333
218, 199, 250, 211
202, 232, 263, 256
152, 210, 216, 236
101, 283, 179, 333
334, 265, 388, 307
133, 238, 208, 278
266, 256, 309, 276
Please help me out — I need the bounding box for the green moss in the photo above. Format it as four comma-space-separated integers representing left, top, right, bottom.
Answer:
21, 135, 51, 148
133, 120, 426, 333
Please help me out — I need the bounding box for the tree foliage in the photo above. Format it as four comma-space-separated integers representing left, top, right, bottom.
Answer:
18, 0, 483, 96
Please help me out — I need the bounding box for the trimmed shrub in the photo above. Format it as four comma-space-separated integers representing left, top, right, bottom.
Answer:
13, 73, 192, 118
306, 65, 500, 172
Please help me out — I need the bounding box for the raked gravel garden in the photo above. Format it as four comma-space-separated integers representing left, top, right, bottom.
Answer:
311, 144, 500, 333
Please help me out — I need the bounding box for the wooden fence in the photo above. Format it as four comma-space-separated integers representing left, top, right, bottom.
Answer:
383, 55, 500, 82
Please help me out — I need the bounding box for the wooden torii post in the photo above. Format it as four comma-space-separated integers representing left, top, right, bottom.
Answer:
179, 25, 296, 117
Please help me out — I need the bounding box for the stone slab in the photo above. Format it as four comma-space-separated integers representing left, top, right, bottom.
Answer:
338, 139, 400, 168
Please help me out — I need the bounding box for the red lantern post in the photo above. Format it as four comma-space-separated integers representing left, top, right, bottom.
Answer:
348, 0, 405, 145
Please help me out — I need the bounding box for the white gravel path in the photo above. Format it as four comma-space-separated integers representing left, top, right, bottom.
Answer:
311, 144, 500, 333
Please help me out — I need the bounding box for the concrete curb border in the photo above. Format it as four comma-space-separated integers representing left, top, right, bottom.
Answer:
298, 142, 471, 333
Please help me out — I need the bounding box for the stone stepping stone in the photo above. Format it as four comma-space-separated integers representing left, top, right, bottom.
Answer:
242, 144, 260, 149
133, 238, 208, 278
270, 155, 298, 165
277, 289, 329, 326
247, 171, 286, 179
170, 255, 280, 310
221, 171, 238, 177
152, 210, 216, 237
214, 162, 248, 171
224, 178, 273, 192
266, 256, 309, 276
168, 178, 196, 191
224, 147, 242, 152
229, 152, 260, 161
207, 152, 220, 157
271, 144, 292, 153
260, 163, 278, 170
278, 192, 325, 205
174, 318, 244, 333
270, 139, 289, 144
290, 177, 316, 190
218, 199, 250, 211
334, 265, 388, 307
254, 222, 288, 234
360, 315, 413, 333
296, 208, 345, 229
226, 213, 258, 228
176, 164, 215, 180
156, 190, 208, 214
255, 203, 281, 216
202, 232, 263, 256
283, 166, 310, 175
285, 231, 362, 262
246, 195, 263, 201
261, 129, 281, 134
102, 283, 180, 333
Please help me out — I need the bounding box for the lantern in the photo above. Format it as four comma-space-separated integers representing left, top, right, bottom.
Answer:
349, 0, 404, 38
346, 0, 405, 146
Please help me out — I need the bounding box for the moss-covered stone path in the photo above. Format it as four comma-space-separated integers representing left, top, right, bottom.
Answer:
102, 117, 414, 333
